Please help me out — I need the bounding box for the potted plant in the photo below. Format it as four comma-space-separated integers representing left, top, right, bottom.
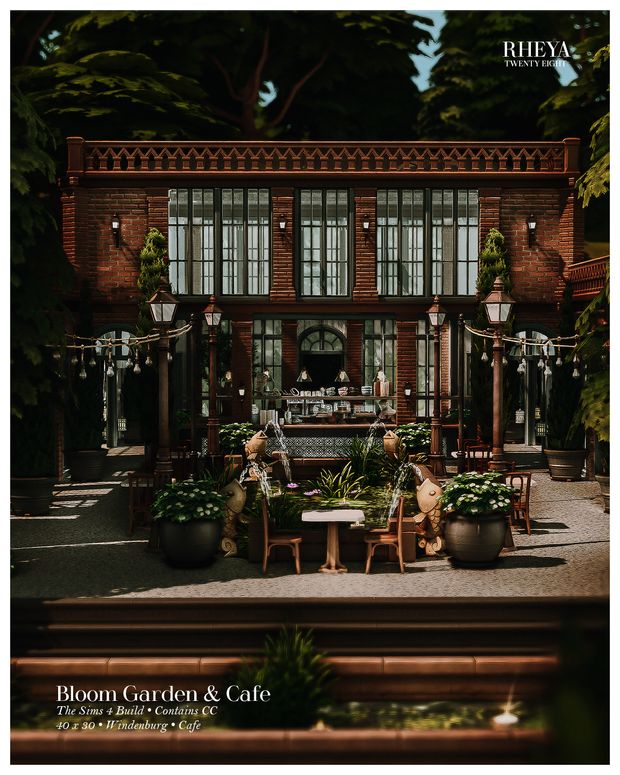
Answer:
544, 286, 585, 481
152, 479, 227, 567
438, 472, 514, 565
65, 363, 106, 481
11, 403, 57, 515
65, 283, 107, 481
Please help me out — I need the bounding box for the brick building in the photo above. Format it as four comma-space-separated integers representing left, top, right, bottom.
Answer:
61, 137, 584, 452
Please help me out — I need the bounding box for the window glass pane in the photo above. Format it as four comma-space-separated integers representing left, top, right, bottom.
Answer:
301, 190, 348, 297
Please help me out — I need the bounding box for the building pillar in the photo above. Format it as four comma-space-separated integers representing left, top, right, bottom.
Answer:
346, 321, 363, 389
281, 320, 297, 389
479, 188, 501, 251
396, 321, 417, 424
231, 321, 253, 421
353, 188, 378, 301
270, 187, 296, 302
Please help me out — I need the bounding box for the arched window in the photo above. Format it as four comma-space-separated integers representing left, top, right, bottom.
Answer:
299, 327, 345, 353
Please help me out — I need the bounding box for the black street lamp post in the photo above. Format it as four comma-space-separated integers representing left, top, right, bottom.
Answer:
203, 295, 223, 456
427, 295, 447, 477
482, 277, 515, 473
147, 278, 178, 478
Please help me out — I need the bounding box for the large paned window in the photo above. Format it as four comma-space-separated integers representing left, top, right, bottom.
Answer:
363, 319, 396, 390
377, 189, 478, 297
415, 320, 434, 418
300, 190, 349, 296
252, 320, 282, 392
168, 189, 270, 296
377, 190, 424, 295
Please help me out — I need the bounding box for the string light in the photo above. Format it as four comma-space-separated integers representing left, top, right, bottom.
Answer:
556, 355, 562, 366
517, 359, 526, 375
481, 339, 488, 363
53, 350, 62, 362
544, 360, 552, 377
126, 347, 133, 369
106, 344, 115, 378
502, 356, 508, 366
88, 353, 96, 368
167, 352, 173, 363
70, 353, 79, 366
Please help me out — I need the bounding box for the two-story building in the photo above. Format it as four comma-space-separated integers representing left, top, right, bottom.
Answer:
61, 137, 584, 456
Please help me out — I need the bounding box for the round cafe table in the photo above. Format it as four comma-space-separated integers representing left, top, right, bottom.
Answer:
301, 508, 365, 573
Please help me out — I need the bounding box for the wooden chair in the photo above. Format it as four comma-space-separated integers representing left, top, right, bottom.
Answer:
364, 496, 405, 574
127, 472, 155, 535
261, 498, 302, 575
505, 471, 532, 535
465, 444, 492, 473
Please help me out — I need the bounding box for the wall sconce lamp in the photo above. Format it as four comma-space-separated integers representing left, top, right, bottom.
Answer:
362, 215, 371, 242
526, 213, 537, 248
238, 383, 246, 404
404, 381, 413, 399
111, 212, 121, 248
279, 219, 287, 234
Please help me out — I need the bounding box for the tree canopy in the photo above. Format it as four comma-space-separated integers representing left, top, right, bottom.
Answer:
13, 10, 433, 142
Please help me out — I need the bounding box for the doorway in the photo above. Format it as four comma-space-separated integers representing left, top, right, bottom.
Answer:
298, 326, 345, 389
509, 329, 555, 446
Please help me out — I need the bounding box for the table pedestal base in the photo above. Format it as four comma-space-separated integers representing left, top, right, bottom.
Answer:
319, 522, 348, 573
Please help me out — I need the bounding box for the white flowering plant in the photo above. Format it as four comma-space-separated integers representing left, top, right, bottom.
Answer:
437, 472, 514, 517
152, 480, 227, 524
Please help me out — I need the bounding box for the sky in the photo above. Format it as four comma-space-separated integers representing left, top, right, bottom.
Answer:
411, 10, 578, 90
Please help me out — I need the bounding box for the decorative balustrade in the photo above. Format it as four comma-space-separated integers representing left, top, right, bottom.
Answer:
567, 256, 608, 299
67, 137, 580, 177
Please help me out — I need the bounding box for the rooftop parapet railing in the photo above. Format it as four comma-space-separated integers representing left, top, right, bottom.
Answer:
566, 255, 609, 300
66, 138, 581, 177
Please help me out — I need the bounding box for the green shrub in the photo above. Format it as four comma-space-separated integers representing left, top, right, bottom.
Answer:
263, 491, 304, 530
223, 627, 333, 728
152, 480, 226, 524
348, 437, 385, 486
313, 462, 368, 501
438, 472, 513, 517
219, 423, 256, 454
395, 423, 431, 453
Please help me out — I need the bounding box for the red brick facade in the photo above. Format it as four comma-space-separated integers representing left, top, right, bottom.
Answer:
61, 138, 584, 428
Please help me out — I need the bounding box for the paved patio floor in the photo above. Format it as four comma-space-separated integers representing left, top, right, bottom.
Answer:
10, 452, 609, 599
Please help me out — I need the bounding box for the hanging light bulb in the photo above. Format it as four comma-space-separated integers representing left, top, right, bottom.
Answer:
490, 359, 495, 369
70, 353, 79, 366
88, 352, 96, 367
517, 359, 526, 375
167, 352, 173, 363
126, 348, 133, 369
502, 356, 508, 367
106, 345, 115, 377
572, 366, 580, 379
78, 346, 87, 379
544, 362, 552, 377
133, 361, 141, 375
53, 350, 62, 362
537, 356, 544, 369
481, 339, 489, 363
556, 355, 562, 366
145, 344, 153, 366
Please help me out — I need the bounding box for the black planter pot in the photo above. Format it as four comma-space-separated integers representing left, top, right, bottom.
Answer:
10, 477, 56, 516
69, 449, 108, 482
158, 520, 223, 567
544, 448, 586, 481
444, 512, 507, 566
595, 474, 610, 513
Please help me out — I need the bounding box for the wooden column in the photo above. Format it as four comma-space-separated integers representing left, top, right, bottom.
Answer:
231, 321, 253, 421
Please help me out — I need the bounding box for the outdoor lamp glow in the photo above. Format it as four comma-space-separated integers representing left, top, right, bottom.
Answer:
427, 295, 447, 328
297, 367, 312, 383
527, 213, 537, 247
404, 382, 413, 398
203, 295, 223, 328
335, 369, 350, 384
111, 213, 121, 247
362, 216, 370, 232
279, 219, 287, 232
147, 279, 178, 326
483, 277, 515, 326
238, 384, 246, 403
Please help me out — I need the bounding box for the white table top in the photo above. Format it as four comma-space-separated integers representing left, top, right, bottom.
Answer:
301, 509, 365, 523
